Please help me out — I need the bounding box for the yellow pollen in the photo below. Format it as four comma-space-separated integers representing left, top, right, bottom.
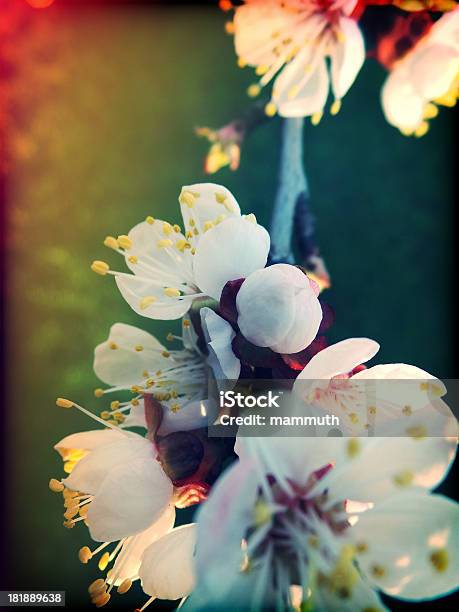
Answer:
117, 578, 132, 595
368, 406, 377, 415
135, 344, 144, 352
215, 191, 227, 204
255, 64, 269, 76
145, 215, 155, 224
402, 405, 412, 416
162, 350, 170, 358
193, 227, 199, 235
94, 388, 104, 398
179, 190, 196, 208
265, 102, 277, 117
91, 260, 110, 276
431, 383, 443, 397
140, 295, 157, 310
203, 221, 214, 232
79, 505, 89, 517
131, 385, 141, 393
128, 255, 138, 264
78, 546, 92, 564
423, 103, 439, 119
415, 121, 429, 138
288, 85, 299, 100
356, 541, 368, 554
63, 461, 77, 474
64, 506, 79, 520
163, 222, 173, 235
100, 411, 110, 419
166, 332, 174, 342
247, 83, 261, 98
330, 99, 342, 116
370, 564, 386, 578
110, 400, 120, 410
393, 470, 414, 487
238, 57, 247, 68
225, 20, 235, 34
98, 552, 110, 571
171, 403, 181, 413
254, 499, 271, 526
109, 342, 118, 350
88, 579, 106, 595
49, 478, 64, 492
173, 224, 181, 234
191, 247, 196, 255
311, 111, 323, 126
93, 592, 110, 608
157, 238, 173, 248
430, 548, 449, 573
189, 218, 196, 227
117, 235, 132, 250
347, 438, 360, 458
131, 398, 140, 406
103, 236, 119, 250
56, 397, 73, 409
183, 319, 191, 328
348, 412, 359, 424
164, 287, 181, 298
406, 425, 427, 440
146, 378, 155, 387
175, 239, 187, 252
63, 519, 75, 529
420, 382, 430, 391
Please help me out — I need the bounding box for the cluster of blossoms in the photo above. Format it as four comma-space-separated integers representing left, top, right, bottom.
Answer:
198, 0, 458, 174
51, 183, 458, 610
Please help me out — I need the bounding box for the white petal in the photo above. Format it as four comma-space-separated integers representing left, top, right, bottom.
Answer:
294, 338, 380, 386
276, 55, 329, 118
330, 17, 365, 100
321, 437, 457, 507
87, 454, 173, 542
115, 274, 191, 321
158, 399, 210, 436
54, 429, 124, 459
350, 492, 459, 601
411, 44, 459, 101
179, 183, 240, 238
200, 307, 240, 381
125, 219, 192, 277
381, 67, 425, 132
94, 323, 168, 387
109, 505, 175, 584
194, 217, 270, 300
236, 265, 322, 353
63, 434, 149, 494
139, 524, 197, 600
122, 402, 147, 429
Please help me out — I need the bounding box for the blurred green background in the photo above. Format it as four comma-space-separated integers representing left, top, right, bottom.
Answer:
5, 2, 455, 610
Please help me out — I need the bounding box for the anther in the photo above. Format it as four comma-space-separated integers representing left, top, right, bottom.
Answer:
103, 236, 119, 250
78, 546, 92, 564
179, 190, 195, 208
117, 235, 132, 250
162, 350, 170, 358
98, 551, 110, 571
163, 222, 173, 235
91, 261, 110, 276
264, 102, 277, 117
135, 345, 144, 352
56, 397, 74, 409
117, 578, 132, 595
140, 296, 157, 310
110, 400, 120, 410
94, 593, 111, 608
146, 215, 155, 224
247, 84, 261, 98
311, 111, 323, 126
94, 388, 104, 398
49, 478, 64, 493
88, 579, 106, 595
157, 239, 173, 248
430, 548, 449, 573
109, 342, 118, 350
128, 255, 138, 264
330, 99, 342, 116
164, 287, 181, 298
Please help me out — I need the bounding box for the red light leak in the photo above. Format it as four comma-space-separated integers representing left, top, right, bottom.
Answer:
26, 0, 55, 8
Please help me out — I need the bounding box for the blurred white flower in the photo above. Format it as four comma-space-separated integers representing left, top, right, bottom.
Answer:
233, 0, 365, 121
91, 183, 270, 320
381, 7, 459, 136
189, 433, 458, 610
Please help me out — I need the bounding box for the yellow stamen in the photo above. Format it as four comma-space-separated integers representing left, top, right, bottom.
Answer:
163, 222, 173, 235
162, 350, 170, 358
414, 121, 429, 138
79, 546, 92, 564
140, 296, 157, 310
164, 287, 181, 298
430, 548, 449, 573
98, 551, 110, 571
179, 190, 196, 208
128, 255, 138, 264
91, 261, 110, 276
264, 102, 277, 117
88, 579, 106, 595
117, 235, 132, 250
93, 593, 110, 608
109, 342, 118, 350
56, 397, 73, 409
94, 388, 104, 398
110, 400, 120, 410
203, 221, 214, 232
311, 111, 323, 126
330, 99, 342, 116
146, 215, 155, 224
247, 83, 261, 98
347, 438, 360, 459
117, 579, 132, 595
49, 478, 64, 493
103, 236, 119, 250
135, 345, 144, 352
393, 470, 413, 487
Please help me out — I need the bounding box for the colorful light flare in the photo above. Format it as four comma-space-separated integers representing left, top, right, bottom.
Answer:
26, 0, 55, 9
